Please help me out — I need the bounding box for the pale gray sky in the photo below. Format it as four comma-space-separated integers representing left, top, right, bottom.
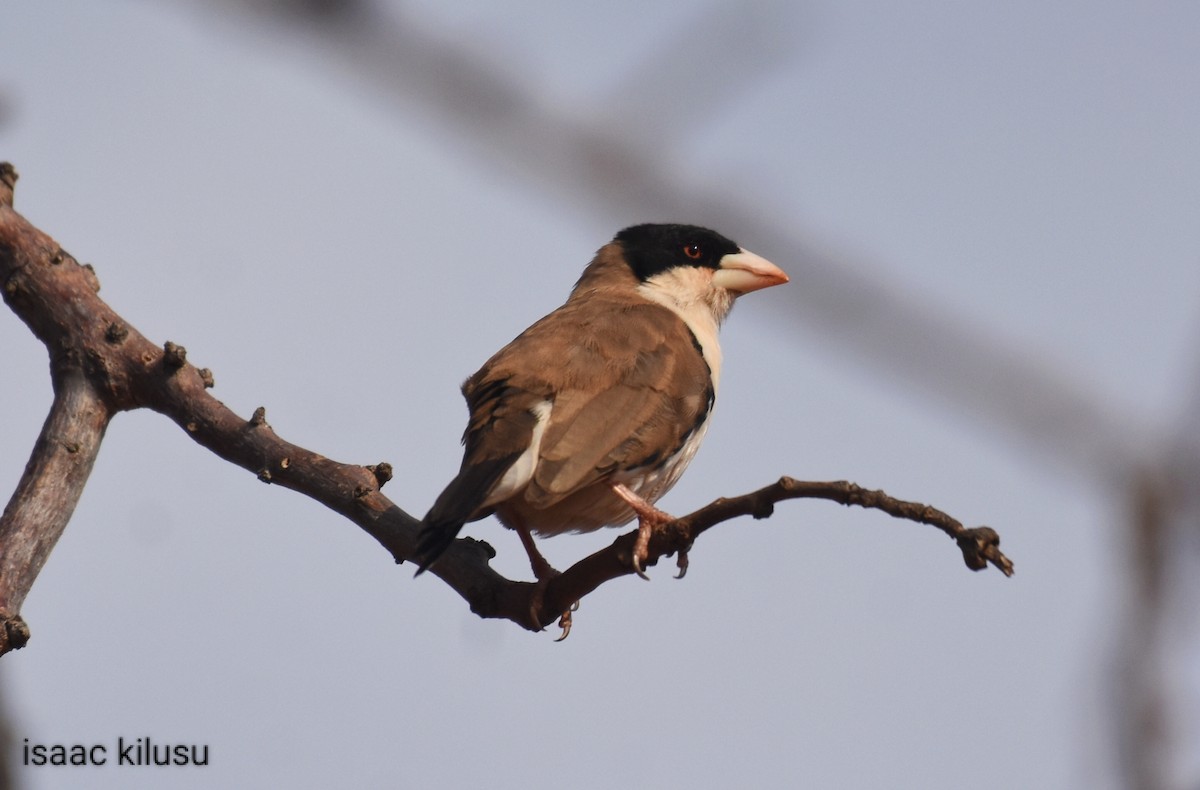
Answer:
2, 2, 1199, 788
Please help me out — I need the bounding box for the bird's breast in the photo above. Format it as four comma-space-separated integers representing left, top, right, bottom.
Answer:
634, 274, 725, 394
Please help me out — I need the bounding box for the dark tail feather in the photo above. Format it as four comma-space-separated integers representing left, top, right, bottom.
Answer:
413, 518, 463, 576
413, 454, 518, 575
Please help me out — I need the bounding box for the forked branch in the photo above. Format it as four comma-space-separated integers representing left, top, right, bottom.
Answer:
0, 163, 1011, 654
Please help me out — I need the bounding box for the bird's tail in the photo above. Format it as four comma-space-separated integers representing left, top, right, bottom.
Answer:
412, 455, 516, 575
413, 515, 465, 576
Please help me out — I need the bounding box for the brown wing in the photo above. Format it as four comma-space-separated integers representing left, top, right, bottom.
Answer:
465, 293, 714, 511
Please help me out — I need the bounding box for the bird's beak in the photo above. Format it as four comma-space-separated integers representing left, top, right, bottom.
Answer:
711, 249, 789, 294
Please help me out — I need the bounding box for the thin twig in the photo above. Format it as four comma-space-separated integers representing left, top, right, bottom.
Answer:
534, 478, 1012, 628
686, 478, 1013, 575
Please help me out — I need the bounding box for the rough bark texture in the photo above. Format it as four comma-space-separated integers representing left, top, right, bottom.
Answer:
0, 162, 1011, 654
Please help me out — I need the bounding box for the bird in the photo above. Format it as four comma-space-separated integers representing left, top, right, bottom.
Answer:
413, 223, 788, 634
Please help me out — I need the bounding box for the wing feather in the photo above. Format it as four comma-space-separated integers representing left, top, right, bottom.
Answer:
475, 297, 713, 510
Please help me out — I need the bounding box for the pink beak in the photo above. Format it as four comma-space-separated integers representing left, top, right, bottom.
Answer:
711, 249, 789, 294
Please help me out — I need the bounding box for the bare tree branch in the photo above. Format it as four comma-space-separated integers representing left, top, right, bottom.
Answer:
0, 164, 111, 652
0, 163, 1010, 654
532, 478, 1013, 634
0, 371, 109, 653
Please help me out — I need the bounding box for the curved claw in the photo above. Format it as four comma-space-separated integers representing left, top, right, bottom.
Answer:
631, 518, 653, 581
554, 607, 574, 642
632, 553, 651, 581
674, 550, 689, 580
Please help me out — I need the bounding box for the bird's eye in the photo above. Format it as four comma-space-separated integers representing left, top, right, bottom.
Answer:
683, 244, 703, 260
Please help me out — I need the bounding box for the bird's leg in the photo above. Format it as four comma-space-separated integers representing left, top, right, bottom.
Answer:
514, 521, 578, 641
515, 520, 557, 582
612, 483, 677, 580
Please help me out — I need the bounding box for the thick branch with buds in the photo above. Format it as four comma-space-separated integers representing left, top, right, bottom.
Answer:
0, 163, 1011, 655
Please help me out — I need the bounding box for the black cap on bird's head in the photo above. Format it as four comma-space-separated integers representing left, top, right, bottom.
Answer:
613, 223, 789, 295
615, 223, 741, 281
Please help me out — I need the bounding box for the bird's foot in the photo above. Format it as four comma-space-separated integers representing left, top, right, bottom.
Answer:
612, 484, 676, 580
514, 524, 579, 638
526, 561, 580, 642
